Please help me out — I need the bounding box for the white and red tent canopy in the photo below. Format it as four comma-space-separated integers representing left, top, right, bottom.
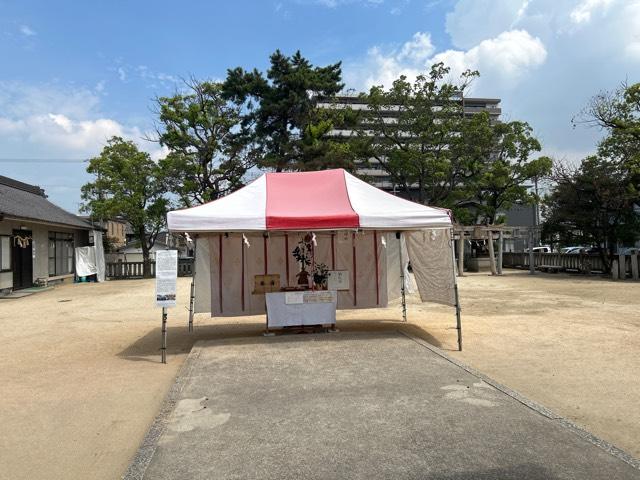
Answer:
167, 169, 452, 232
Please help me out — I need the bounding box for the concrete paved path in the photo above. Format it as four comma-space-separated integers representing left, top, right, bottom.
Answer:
127, 332, 640, 480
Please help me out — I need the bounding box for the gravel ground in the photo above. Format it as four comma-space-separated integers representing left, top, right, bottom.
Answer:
0, 270, 638, 479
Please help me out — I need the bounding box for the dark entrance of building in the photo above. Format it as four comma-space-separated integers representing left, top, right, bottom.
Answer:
12, 230, 33, 290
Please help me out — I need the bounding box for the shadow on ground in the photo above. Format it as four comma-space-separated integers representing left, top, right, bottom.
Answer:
117, 318, 445, 362
428, 464, 557, 480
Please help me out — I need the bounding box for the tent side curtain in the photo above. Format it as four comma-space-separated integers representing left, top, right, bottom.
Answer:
405, 229, 456, 307
194, 231, 396, 317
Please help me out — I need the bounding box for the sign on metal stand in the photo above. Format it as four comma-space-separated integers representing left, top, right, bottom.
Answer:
156, 250, 178, 364
161, 308, 167, 364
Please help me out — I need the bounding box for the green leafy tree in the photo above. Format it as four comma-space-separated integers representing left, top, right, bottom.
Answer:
81, 137, 168, 277
223, 50, 348, 171
455, 120, 552, 224
544, 81, 640, 269
543, 156, 640, 271
353, 63, 549, 224
578, 82, 640, 196
102, 235, 118, 254
354, 63, 478, 204
155, 80, 257, 207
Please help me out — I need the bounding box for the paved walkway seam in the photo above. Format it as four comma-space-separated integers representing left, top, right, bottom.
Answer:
121, 343, 204, 480
398, 329, 640, 472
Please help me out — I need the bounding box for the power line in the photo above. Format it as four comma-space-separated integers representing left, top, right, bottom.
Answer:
0, 158, 88, 163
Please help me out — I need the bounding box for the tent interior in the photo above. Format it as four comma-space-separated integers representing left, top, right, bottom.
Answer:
192, 229, 457, 317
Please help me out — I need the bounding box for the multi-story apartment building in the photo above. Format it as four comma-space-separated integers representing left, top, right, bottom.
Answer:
319, 94, 502, 192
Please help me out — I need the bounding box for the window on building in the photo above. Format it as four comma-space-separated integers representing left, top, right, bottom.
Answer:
0, 235, 10, 271
48, 232, 74, 276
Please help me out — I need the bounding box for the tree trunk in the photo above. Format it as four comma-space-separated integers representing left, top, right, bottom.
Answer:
138, 226, 152, 278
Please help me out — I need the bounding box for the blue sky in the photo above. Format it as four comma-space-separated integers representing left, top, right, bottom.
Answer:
1, 0, 639, 212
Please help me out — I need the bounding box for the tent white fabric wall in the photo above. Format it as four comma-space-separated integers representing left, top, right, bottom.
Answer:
385, 233, 417, 302
193, 231, 403, 317
405, 229, 456, 306
192, 230, 441, 317
194, 237, 211, 314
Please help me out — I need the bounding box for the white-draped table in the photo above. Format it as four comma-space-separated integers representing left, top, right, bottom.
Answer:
265, 290, 337, 329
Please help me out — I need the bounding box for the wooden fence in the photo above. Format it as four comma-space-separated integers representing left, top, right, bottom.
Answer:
106, 258, 194, 279
502, 252, 639, 279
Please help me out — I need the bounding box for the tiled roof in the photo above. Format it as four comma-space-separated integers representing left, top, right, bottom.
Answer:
0, 175, 92, 230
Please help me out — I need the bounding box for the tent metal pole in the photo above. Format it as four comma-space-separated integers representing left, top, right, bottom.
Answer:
450, 229, 462, 351
528, 229, 535, 275
188, 236, 197, 333
397, 232, 407, 322
457, 234, 465, 277
497, 230, 504, 275
161, 307, 168, 364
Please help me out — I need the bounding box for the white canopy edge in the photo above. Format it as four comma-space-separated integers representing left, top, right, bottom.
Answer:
167, 175, 267, 232
343, 171, 452, 229
167, 171, 453, 232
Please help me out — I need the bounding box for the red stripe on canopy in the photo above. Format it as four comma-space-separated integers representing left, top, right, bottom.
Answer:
265, 170, 359, 230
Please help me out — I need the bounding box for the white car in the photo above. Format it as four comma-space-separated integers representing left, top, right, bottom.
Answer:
561, 246, 585, 254
525, 246, 551, 253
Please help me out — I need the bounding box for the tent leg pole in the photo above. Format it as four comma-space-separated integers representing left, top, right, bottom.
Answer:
528, 229, 535, 275
454, 285, 462, 351
188, 278, 195, 332
188, 237, 196, 333
161, 307, 167, 364
457, 235, 465, 277
398, 232, 407, 322
450, 228, 462, 351
497, 230, 504, 275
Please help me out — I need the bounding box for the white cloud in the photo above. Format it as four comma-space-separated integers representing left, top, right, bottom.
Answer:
570, 0, 613, 24
430, 30, 547, 83
19, 25, 36, 36
347, 32, 437, 88
150, 144, 170, 162
445, 0, 530, 49
117, 67, 127, 81
135, 65, 179, 87
398, 32, 435, 63
0, 82, 143, 158
347, 29, 546, 90
303, 0, 383, 7
345, 0, 640, 168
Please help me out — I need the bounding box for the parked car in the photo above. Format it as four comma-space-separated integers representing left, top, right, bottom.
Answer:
561, 246, 586, 254
617, 247, 639, 255
525, 246, 551, 253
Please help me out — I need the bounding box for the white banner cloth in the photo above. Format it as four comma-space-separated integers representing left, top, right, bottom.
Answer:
405, 229, 456, 306
75, 246, 97, 277
93, 230, 106, 282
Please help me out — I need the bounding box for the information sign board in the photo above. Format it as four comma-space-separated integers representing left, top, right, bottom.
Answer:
155, 250, 178, 307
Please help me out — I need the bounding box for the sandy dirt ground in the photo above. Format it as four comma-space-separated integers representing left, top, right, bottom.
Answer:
0, 271, 638, 479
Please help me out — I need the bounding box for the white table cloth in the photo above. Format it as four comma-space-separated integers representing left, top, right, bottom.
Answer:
265, 290, 337, 328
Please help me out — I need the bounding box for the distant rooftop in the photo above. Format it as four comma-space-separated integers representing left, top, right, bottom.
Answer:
0, 175, 92, 230
0, 175, 46, 197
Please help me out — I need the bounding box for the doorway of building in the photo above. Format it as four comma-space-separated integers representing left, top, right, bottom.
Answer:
12, 230, 33, 290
